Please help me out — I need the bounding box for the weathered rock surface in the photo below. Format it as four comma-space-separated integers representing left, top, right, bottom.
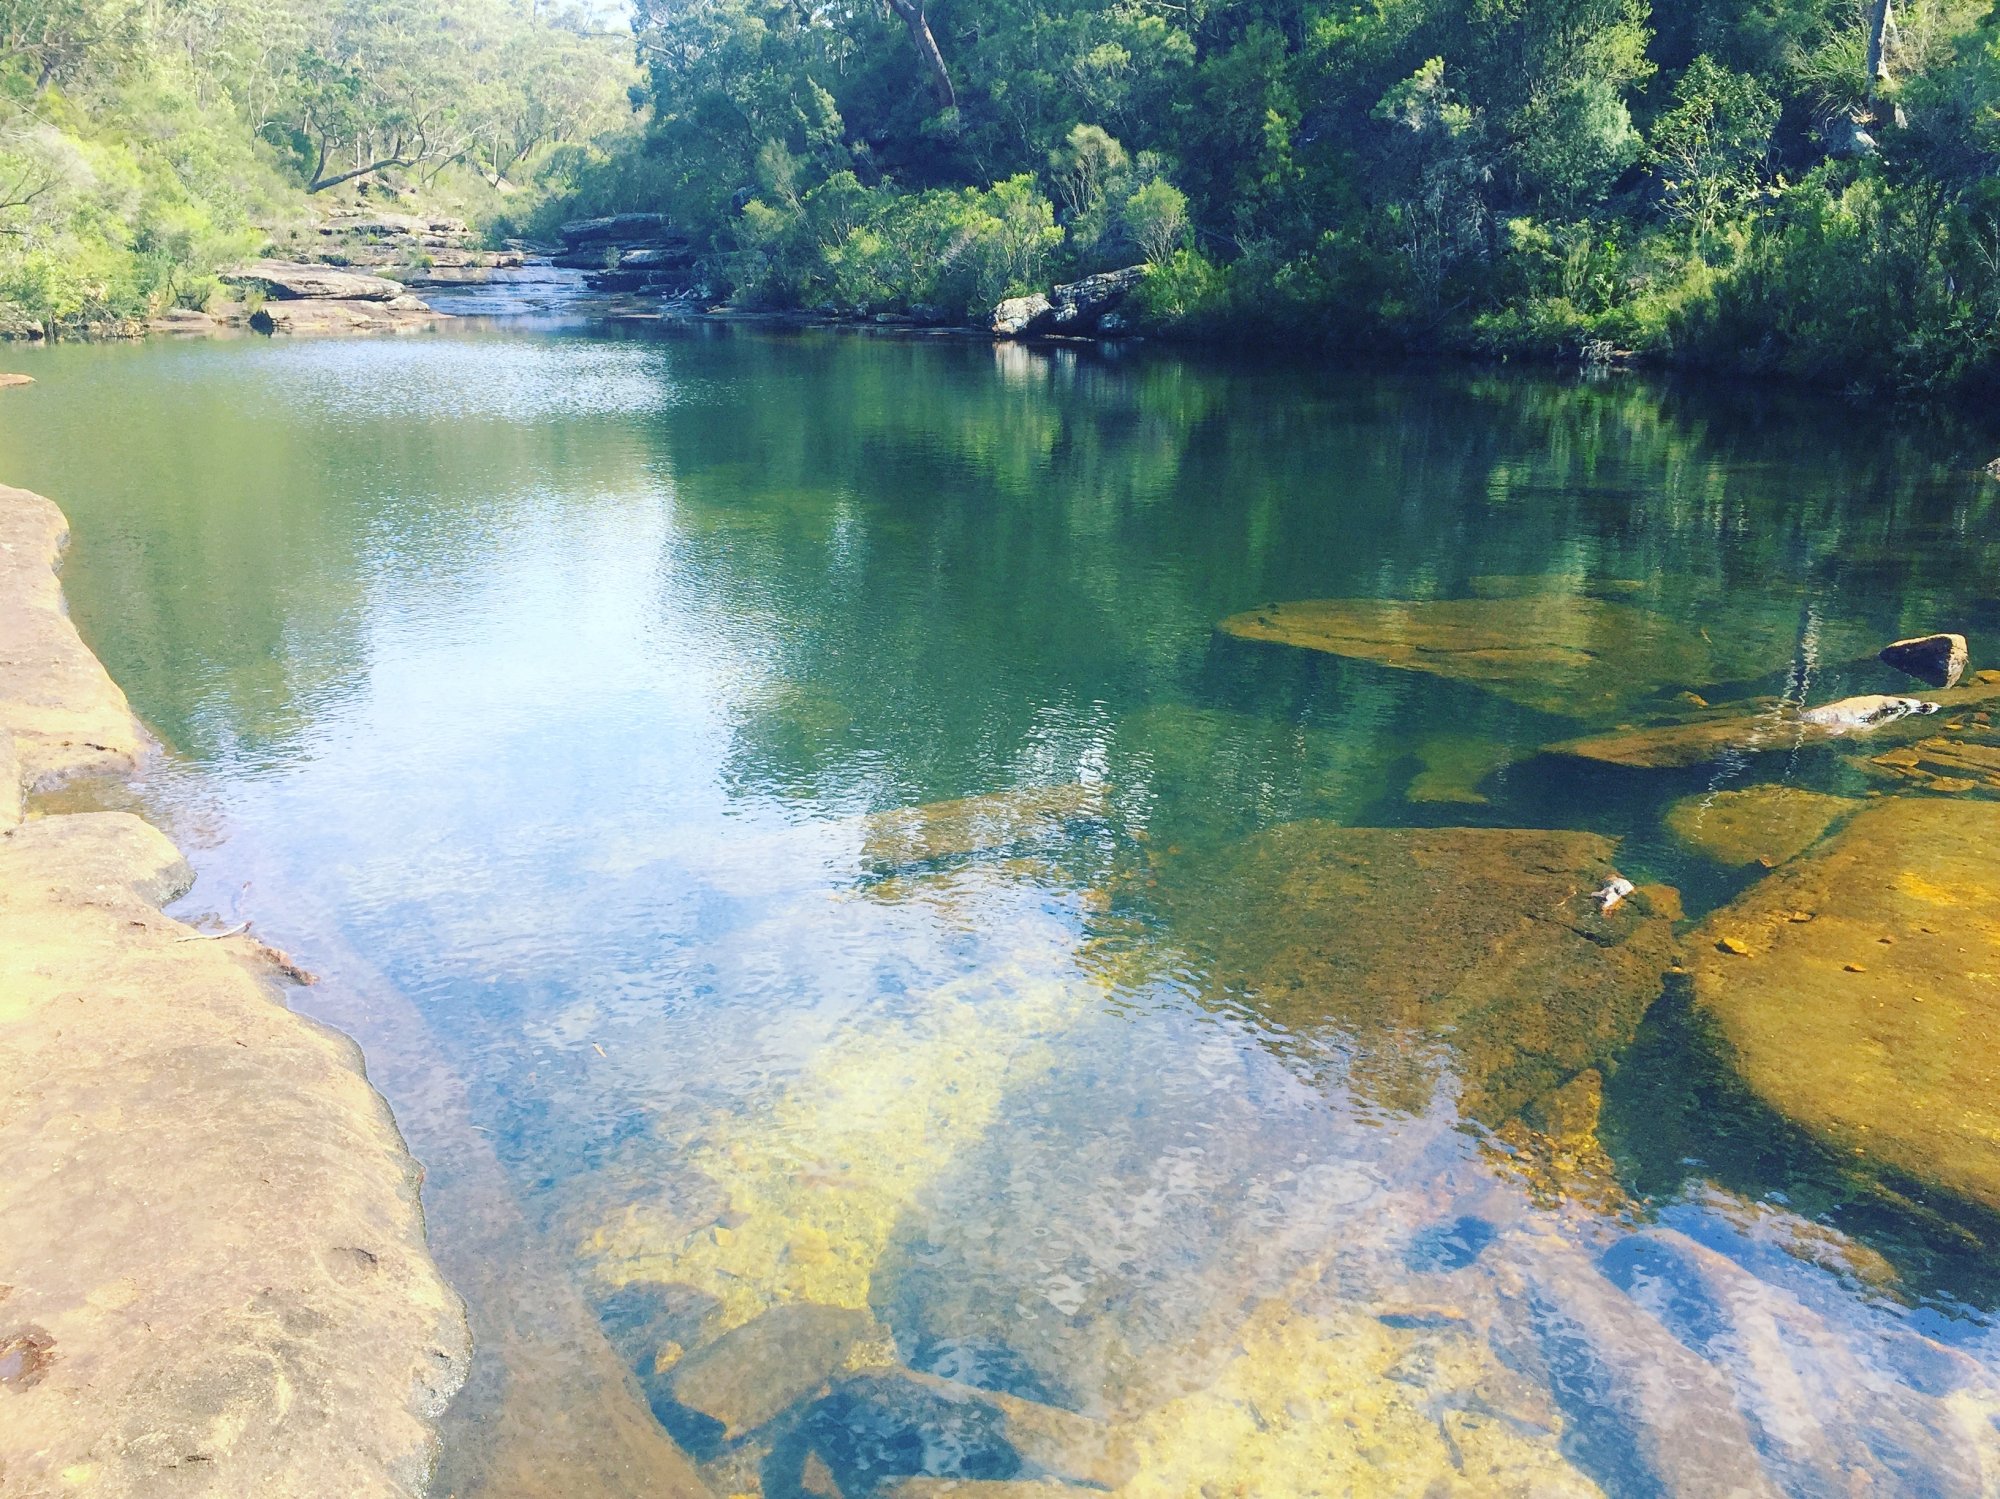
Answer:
0, 483, 469, 1497
1688, 797, 2000, 1215
228, 259, 406, 301
560, 212, 678, 248
250, 297, 441, 337
1219, 595, 1780, 718
1170, 823, 1677, 1122
668, 1302, 878, 1438
1870, 734, 2000, 795
0, 484, 147, 798
1880, 631, 1968, 689
1663, 785, 1856, 867
991, 266, 1145, 339
0, 811, 471, 1496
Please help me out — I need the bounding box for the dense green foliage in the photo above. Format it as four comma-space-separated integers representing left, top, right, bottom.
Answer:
0, 0, 630, 333
610, 0, 2000, 394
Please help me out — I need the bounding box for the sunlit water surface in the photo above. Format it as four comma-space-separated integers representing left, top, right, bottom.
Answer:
7, 323, 2000, 1498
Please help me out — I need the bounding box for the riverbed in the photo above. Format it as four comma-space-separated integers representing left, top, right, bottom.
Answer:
6, 322, 2000, 1497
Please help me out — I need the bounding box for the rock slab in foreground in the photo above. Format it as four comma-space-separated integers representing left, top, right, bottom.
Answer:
1688, 797, 2000, 1216
0, 484, 470, 1497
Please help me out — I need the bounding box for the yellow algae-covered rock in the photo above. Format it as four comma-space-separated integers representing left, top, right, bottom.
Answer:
1687, 798, 2000, 1216
1663, 785, 1856, 868
1407, 734, 1516, 805
1171, 824, 1676, 1124
1118, 1283, 1601, 1499
1217, 596, 1774, 718
585, 951, 1100, 1334
1870, 736, 2000, 797
0, 485, 147, 790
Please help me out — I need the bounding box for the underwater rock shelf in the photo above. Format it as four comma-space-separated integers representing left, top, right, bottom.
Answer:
0, 484, 469, 1497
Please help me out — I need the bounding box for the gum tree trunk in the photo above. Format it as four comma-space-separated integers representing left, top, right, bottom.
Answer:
885, 0, 955, 110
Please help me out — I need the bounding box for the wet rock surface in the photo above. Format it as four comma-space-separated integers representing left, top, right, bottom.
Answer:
1169, 823, 1677, 1123
0, 485, 469, 1496
1688, 796, 2000, 1216
1552, 678, 2000, 768
1218, 596, 1780, 718
1663, 785, 1856, 867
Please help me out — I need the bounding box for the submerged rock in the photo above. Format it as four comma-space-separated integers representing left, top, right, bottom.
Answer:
1870, 735, 2000, 796
0, 371, 31, 387
1218, 595, 1775, 718
668, 1302, 879, 1439
1880, 632, 1968, 689
860, 783, 1107, 871
1687, 797, 2000, 1216
1552, 681, 2000, 769
1172, 823, 1677, 1123
1663, 785, 1856, 868
1406, 734, 1515, 805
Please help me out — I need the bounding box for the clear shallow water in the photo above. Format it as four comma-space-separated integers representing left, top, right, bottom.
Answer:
8, 326, 2000, 1497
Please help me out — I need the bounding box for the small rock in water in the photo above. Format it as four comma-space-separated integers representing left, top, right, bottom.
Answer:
1879, 633, 1969, 689
1798, 695, 1939, 732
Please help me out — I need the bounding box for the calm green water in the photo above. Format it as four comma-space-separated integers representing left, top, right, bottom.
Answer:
7, 324, 2000, 1498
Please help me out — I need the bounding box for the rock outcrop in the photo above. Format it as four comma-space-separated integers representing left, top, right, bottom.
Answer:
992, 266, 1146, 339
1688, 796, 2000, 1217
0, 483, 470, 1496
1880, 631, 1969, 688
225, 259, 444, 336
552, 213, 700, 293
228, 260, 406, 301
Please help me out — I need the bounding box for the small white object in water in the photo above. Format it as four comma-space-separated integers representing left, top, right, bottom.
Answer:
1799, 694, 1940, 732
1595, 877, 1635, 911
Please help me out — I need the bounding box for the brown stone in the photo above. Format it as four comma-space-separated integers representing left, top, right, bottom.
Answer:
0, 485, 148, 793
1880, 632, 1969, 689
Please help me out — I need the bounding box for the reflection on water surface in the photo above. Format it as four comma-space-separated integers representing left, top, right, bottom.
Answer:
6, 324, 2000, 1497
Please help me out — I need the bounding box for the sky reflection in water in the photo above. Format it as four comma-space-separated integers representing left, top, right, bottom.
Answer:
6, 324, 2000, 1496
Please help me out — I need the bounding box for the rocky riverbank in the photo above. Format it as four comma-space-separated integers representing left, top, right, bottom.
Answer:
0, 483, 469, 1496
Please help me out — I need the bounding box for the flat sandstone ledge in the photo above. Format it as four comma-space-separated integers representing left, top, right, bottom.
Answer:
0, 483, 469, 1496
